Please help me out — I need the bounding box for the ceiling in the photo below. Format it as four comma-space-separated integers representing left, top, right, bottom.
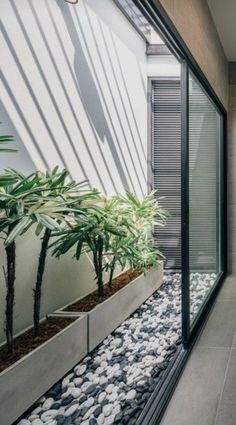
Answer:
207, 0, 236, 61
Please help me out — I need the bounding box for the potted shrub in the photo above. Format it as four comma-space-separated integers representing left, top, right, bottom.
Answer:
0, 168, 98, 425
52, 191, 167, 350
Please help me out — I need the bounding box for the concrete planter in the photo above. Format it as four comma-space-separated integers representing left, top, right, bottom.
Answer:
0, 314, 87, 425
88, 263, 163, 351
61, 264, 163, 352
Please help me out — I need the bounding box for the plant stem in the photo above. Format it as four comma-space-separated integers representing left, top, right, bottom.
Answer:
33, 228, 51, 337
5, 225, 16, 353
108, 258, 115, 287
93, 237, 104, 296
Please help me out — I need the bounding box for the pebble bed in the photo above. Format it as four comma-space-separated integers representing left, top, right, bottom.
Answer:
19, 272, 216, 425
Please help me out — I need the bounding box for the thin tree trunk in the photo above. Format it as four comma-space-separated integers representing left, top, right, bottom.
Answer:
33, 228, 51, 337
97, 240, 104, 296
93, 237, 104, 296
108, 258, 115, 287
5, 225, 16, 353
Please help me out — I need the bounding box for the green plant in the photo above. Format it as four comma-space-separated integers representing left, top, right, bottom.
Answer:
104, 191, 167, 284
0, 169, 77, 350
0, 170, 46, 352
52, 196, 127, 296
32, 167, 99, 336
53, 191, 167, 296
0, 133, 17, 154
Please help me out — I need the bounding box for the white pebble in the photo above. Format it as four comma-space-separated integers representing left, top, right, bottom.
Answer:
73, 377, 83, 386
97, 413, 105, 425
72, 388, 81, 398
104, 414, 116, 425
31, 420, 42, 425
103, 403, 113, 417
31, 407, 42, 415
82, 397, 95, 408
106, 384, 115, 394
76, 364, 87, 376
18, 421, 30, 425
41, 410, 58, 422
28, 415, 39, 421
83, 404, 100, 420
98, 391, 107, 403
65, 404, 78, 417
126, 389, 136, 400
42, 398, 54, 411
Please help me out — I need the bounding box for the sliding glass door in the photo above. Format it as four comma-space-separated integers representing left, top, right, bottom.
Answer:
182, 64, 225, 345
188, 71, 222, 325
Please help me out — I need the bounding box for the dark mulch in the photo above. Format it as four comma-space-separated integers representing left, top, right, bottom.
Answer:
0, 316, 76, 373
64, 268, 142, 312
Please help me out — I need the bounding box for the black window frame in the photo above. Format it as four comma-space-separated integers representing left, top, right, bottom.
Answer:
132, 1, 227, 424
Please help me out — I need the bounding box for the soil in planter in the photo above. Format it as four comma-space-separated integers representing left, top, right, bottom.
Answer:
0, 316, 76, 373
64, 268, 142, 312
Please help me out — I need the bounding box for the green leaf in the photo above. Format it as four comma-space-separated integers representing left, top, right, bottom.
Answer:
34, 213, 61, 230
76, 238, 84, 260
5, 216, 32, 246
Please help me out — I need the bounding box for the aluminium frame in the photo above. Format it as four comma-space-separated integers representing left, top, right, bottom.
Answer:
133, 0, 227, 423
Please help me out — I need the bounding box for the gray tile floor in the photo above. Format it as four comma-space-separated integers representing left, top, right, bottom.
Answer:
160, 275, 236, 425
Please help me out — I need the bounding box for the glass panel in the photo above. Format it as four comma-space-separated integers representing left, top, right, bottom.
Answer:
188, 72, 221, 325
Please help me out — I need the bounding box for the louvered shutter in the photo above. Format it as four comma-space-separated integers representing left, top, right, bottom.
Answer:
151, 79, 181, 270
189, 77, 219, 271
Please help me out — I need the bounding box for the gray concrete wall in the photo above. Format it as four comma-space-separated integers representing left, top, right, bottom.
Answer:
158, 0, 228, 109
228, 63, 236, 273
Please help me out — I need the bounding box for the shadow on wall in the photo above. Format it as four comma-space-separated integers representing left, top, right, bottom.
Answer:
1, 0, 147, 195
56, 0, 134, 194
0, 100, 36, 174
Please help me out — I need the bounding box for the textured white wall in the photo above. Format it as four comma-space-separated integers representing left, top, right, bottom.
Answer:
0, 0, 180, 342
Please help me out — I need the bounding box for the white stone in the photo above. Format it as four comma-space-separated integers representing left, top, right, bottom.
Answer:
61, 387, 73, 399
67, 382, 75, 388
32, 420, 43, 425
103, 403, 113, 417
42, 398, 54, 411
83, 404, 100, 420
98, 391, 107, 404
107, 392, 118, 403
41, 410, 58, 422
104, 414, 116, 425
126, 389, 136, 400
97, 414, 105, 425
99, 376, 107, 385
31, 407, 42, 415
18, 420, 30, 425
83, 397, 95, 408
29, 415, 39, 421
95, 366, 104, 375
112, 404, 121, 416
105, 350, 112, 361
105, 384, 115, 394
85, 372, 94, 381
137, 380, 146, 386
81, 381, 93, 392
72, 388, 81, 398
73, 377, 83, 386
76, 364, 87, 376
65, 404, 78, 417
83, 356, 91, 363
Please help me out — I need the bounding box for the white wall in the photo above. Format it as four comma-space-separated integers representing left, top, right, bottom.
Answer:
0, 0, 180, 342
